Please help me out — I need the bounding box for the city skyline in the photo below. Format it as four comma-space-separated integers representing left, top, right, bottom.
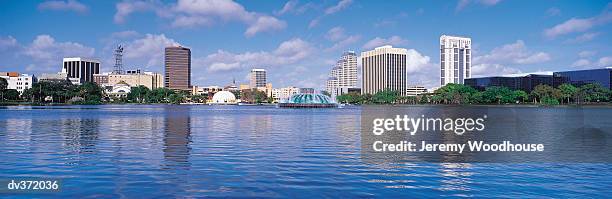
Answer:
0, 0, 611, 90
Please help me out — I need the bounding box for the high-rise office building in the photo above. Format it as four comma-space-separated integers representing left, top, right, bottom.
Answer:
326, 51, 358, 98
361, 45, 408, 96
249, 69, 267, 88
165, 46, 191, 91
440, 35, 471, 86
62, 57, 100, 83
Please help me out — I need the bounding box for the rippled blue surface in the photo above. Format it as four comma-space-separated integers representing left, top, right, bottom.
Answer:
0, 105, 611, 198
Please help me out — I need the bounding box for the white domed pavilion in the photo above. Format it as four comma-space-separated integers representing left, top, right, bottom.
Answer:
211, 91, 237, 104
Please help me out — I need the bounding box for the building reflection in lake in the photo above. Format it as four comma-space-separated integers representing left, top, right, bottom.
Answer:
163, 106, 192, 169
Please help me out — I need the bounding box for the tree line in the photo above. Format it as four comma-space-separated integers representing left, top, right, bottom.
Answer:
335, 83, 612, 105
0, 79, 272, 105
2, 79, 611, 106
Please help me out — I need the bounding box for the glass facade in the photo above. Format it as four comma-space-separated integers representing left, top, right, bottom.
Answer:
553, 68, 612, 89
466, 68, 612, 92
465, 74, 558, 92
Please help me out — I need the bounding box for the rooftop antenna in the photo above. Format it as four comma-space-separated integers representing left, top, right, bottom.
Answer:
113, 45, 124, 74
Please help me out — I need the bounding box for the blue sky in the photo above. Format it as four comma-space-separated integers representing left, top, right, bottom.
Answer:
0, 0, 611, 89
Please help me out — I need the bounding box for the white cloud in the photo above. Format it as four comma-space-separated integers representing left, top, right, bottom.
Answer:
325, 0, 353, 15
544, 4, 612, 38
545, 18, 595, 38
275, 0, 315, 15
309, 0, 353, 28
324, 26, 361, 52
24, 35, 95, 62
405, 49, 431, 73
456, 0, 502, 11
209, 62, 241, 72
0, 36, 18, 51
3, 35, 96, 73
474, 40, 550, 65
325, 27, 345, 41
402, 49, 442, 89
571, 49, 612, 68
326, 35, 360, 52
471, 63, 522, 77
469, 40, 549, 78
571, 59, 591, 67
565, 32, 600, 43
171, 15, 214, 27
110, 30, 141, 39
597, 56, 612, 67
515, 52, 551, 64
276, 0, 298, 15
114, 0, 170, 24
578, 50, 596, 58
308, 17, 321, 29
123, 34, 180, 68
362, 36, 407, 50
244, 16, 287, 37
114, 0, 286, 37
546, 7, 561, 17
203, 38, 314, 72
38, 0, 88, 14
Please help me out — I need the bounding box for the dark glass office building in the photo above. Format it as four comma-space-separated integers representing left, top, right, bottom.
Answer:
465, 74, 557, 92
553, 68, 612, 89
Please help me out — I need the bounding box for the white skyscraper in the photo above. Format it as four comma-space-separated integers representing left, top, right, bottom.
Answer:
249, 68, 267, 88
440, 35, 471, 86
361, 45, 408, 96
326, 51, 358, 98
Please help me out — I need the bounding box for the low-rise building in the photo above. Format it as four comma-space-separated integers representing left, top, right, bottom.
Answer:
0, 72, 36, 95
406, 86, 427, 96
192, 85, 223, 96
553, 67, 612, 89
39, 72, 80, 85
465, 73, 558, 92
103, 81, 131, 99
279, 86, 300, 101
102, 70, 163, 90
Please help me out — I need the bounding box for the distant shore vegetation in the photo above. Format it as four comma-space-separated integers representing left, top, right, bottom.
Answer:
335, 83, 612, 106
1, 80, 611, 106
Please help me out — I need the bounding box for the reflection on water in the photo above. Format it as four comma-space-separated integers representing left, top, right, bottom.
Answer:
163, 107, 191, 169
0, 105, 611, 197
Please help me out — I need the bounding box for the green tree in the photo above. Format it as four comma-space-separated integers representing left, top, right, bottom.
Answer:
73, 82, 103, 104
482, 86, 515, 104
433, 84, 478, 104
336, 92, 362, 104
0, 77, 7, 101
190, 94, 206, 103
513, 90, 528, 103
361, 93, 373, 104
373, 89, 399, 104
3, 89, 19, 101
239, 89, 267, 103
146, 88, 175, 103
22, 80, 76, 103
577, 83, 609, 103
558, 83, 577, 104
128, 85, 150, 103
531, 84, 561, 104
168, 91, 186, 104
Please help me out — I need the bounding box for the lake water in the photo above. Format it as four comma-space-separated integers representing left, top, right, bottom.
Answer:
1, 105, 611, 198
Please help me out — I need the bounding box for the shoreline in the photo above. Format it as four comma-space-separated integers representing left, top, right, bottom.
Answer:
2, 102, 612, 108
